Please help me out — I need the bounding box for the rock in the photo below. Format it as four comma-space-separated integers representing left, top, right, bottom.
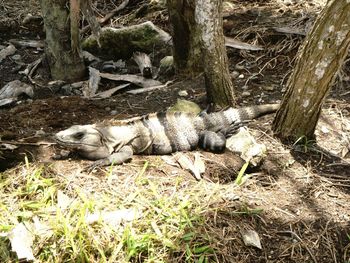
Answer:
263, 85, 277, 91
231, 71, 240, 78
242, 91, 251, 97
11, 54, 21, 60
159, 56, 174, 77
82, 21, 172, 60
226, 127, 267, 166
110, 110, 118, 116
178, 90, 188, 97
167, 99, 201, 114
238, 74, 245, 79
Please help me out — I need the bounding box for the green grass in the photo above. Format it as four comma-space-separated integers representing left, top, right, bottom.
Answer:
1, 160, 246, 263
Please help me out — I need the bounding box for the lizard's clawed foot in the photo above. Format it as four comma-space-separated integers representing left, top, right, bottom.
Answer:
82, 159, 109, 174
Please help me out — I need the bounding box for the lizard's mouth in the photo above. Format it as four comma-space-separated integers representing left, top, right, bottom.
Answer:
55, 136, 102, 149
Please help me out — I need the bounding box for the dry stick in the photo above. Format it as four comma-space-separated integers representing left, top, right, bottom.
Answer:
81, 0, 101, 41
27, 57, 44, 87
81, 0, 129, 34
0, 140, 56, 146
278, 230, 318, 263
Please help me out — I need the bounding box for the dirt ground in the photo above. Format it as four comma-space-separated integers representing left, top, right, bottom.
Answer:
1, 0, 350, 262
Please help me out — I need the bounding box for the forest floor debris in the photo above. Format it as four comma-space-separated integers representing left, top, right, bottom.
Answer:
0, 0, 349, 262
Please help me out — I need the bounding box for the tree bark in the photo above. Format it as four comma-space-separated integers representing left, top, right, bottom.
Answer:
273, 0, 350, 141
194, 0, 236, 107
166, 0, 202, 76
40, 0, 86, 81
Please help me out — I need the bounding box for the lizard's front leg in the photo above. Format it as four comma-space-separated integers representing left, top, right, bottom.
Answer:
85, 146, 134, 172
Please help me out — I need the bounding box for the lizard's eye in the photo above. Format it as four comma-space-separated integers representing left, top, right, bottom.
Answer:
74, 132, 85, 140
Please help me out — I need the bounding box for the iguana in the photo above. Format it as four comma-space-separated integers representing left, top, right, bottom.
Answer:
55, 104, 279, 168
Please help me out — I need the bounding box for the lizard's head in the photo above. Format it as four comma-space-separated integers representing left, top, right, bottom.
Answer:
55, 125, 110, 160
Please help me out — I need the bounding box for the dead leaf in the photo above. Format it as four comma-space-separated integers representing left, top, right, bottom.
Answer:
85, 209, 140, 227
194, 152, 205, 174
57, 190, 73, 211
240, 229, 262, 249
8, 223, 35, 261
93, 83, 130, 98
0, 44, 16, 63
174, 153, 202, 180
83, 67, 101, 97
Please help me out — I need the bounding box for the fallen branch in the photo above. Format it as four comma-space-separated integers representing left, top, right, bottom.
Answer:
81, 0, 129, 34
9, 39, 44, 48
100, 72, 162, 88
225, 36, 263, 51
126, 81, 173, 94
272, 26, 307, 36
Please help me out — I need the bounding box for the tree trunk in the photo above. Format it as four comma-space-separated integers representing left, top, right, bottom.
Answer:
194, 0, 236, 107
166, 0, 202, 76
273, 0, 350, 141
40, 0, 86, 81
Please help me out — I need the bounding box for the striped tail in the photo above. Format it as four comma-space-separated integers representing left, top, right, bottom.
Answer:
239, 103, 279, 120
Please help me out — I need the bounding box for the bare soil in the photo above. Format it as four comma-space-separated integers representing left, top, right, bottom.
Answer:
1, 0, 350, 262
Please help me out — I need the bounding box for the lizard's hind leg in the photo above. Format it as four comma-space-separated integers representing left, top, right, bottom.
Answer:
198, 131, 226, 153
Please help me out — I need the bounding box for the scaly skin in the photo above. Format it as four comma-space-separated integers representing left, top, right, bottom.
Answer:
55, 104, 279, 167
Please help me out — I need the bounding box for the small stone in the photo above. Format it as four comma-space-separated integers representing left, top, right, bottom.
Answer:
238, 74, 244, 79
242, 91, 251, 97
231, 71, 239, 78
178, 90, 188, 97
61, 84, 73, 95
235, 64, 245, 70
159, 56, 175, 76
320, 126, 329, 133
35, 130, 46, 137
11, 54, 21, 60
105, 107, 111, 111
110, 110, 118, 116
263, 85, 277, 91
